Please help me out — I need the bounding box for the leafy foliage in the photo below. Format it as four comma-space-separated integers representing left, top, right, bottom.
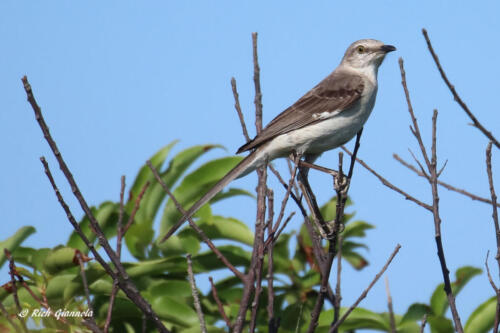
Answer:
0, 143, 495, 332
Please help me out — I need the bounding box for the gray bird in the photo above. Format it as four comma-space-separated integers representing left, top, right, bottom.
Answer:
161, 39, 395, 242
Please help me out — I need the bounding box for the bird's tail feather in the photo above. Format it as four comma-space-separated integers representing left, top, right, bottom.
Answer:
160, 150, 260, 242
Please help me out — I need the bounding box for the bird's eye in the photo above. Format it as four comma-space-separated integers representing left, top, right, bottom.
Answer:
356, 45, 366, 54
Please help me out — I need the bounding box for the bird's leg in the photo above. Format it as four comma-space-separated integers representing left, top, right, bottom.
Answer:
294, 153, 333, 238
298, 160, 338, 178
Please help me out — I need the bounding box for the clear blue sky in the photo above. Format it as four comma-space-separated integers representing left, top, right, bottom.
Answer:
2, 1, 500, 329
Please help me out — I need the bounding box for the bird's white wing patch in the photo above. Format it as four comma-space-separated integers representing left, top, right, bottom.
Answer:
312, 109, 341, 120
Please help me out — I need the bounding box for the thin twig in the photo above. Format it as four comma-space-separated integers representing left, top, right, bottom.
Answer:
241, 163, 268, 333
75, 251, 93, 313
393, 153, 500, 207
420, 314, 428, 333
105, 176, 126, 333
342, 146, 432, 211
75, 251, 100, 332
399, 58, 432, 168
0, 300, 21, 332
252, 32, 263, 134
329, 244, 402, 332
186, 254, 207, 333
385, 276, 397, 333
231, 77, 251, 142
147, 160, 245, 281
486, 143, 500, 332
123, 181, 150, 234
271, 155, 300, 236
422, 28, 500, 149
209, 277, 232, 330
3, 250, 28, 333
332, 236, 343, 333
266, 188, 280, 333
486, 143, 500, 266
23, 77, 169, 333
485, 251, 499, 293
4, 249, 21, 314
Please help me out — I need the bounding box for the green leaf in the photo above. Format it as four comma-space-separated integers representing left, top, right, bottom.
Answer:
67, 201, 118, 253
342, 251, 369, 270
124, 221, 155, 259
45, 274, 76, 301
0, 226, 36, 268
342, 221, 375, 238
158, 156, 244, 239
193, 245, 251, 272
198, 215, 254, 245
129, 141, 178, 201
464, 296, 496, 332
148, 280, 192, 298
281, 302, 306, 331
211, 187, 254, 203
157, 233, 201, 256
428, 315, 454, 333
151, 295, 198, 327
318, 307, 389, 331
401, 303, 432, 323
136, 143, 223, 224
43, 247, 79, 274
126, 257, 186, 277
430, 266, 482, 316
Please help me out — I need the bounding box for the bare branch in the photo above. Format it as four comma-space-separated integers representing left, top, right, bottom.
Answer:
252, 32, 263, 134
385, 276, 397, 333
422, 28, 500, 149
231, 77, 251, 142
105, 176, 126, 333
341, 147, 432, 211
420, 314, 428, 333
23, 77, 169, 333
332, 236, 343, 333
329, 244, 402, 332
123, 181, 150, 234
486, 143, 500, 332
5, 249, 21, 314
75, 251, 101, 332
209, 277, 232, 330
399, 58, 432, 168
393, 153, 500, 207
186, 254, 207, 333
486, 143, 500, 265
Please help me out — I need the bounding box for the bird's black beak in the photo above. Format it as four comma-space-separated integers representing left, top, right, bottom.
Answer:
380, 45, 396, 53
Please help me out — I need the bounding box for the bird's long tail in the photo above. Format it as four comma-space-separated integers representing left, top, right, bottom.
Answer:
160, 149, 261, 243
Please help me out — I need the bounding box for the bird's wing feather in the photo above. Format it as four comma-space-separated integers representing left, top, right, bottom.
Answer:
237, 71, 364, 153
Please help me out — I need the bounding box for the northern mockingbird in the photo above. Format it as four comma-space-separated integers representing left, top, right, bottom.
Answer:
161, 39, 395, 242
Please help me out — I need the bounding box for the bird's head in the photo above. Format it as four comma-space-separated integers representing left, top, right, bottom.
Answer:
341, 39, 396, 70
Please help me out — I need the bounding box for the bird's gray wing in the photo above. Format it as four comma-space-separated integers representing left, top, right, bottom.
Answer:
237, 71, 364, 153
